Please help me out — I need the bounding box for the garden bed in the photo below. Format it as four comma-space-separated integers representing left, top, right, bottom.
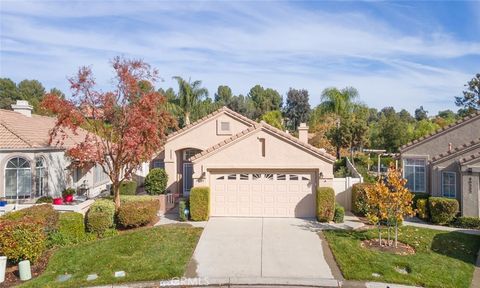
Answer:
324, 226, 480, 288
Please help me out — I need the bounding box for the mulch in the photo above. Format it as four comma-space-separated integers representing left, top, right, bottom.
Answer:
0, 250, 52, 288
361, 238, 416, 256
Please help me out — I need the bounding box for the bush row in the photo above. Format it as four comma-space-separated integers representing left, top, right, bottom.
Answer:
316, 187, 335, 222
190, 187, 210, 221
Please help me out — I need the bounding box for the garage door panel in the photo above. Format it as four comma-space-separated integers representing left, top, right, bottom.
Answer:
210, 172, 315, 217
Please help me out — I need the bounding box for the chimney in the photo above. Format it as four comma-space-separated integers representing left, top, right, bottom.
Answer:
448, 143, 452, 152
298, 123, 308, 143
12, 100, 33, 117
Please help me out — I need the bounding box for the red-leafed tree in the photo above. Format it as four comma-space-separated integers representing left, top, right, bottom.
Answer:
41, 57, 176, 209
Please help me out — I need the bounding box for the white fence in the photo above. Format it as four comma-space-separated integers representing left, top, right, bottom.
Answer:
332, 177, 361, 211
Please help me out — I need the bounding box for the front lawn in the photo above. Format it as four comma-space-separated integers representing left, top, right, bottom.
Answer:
324, 226, 480, 288
21, 225, 202, 288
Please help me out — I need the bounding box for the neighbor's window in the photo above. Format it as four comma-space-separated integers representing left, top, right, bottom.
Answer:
403, 159, 426, 192
442, 171, 456, 198
152, 160, 165, 169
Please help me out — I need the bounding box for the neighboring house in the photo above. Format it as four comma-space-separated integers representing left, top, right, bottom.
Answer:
151, 107, 335, 217
400, 111, 480, 217
0, 100, 110, 202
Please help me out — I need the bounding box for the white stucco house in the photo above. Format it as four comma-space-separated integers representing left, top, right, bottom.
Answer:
151, 106, 338, 218
0, 101, 111, 202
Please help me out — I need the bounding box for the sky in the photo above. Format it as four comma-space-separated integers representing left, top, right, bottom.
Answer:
1, 0, 479, 115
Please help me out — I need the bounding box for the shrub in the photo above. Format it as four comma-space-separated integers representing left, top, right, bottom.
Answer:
452, 217, 480, 230
36, 196, 53, 204
48, 212, 86, 247
179, 200, 187, 221
412, 193, 429, 209
316, 187, 335, 222
62, 187, 76, 197
190, 187, 210, 221
2, 204, 59, 233
351, 183, 373, 216
119, 180, 137, 195
144, 168, 168, 195
116, 199, 158, 228
119, 195, 159, 204
334, 203, 345, 223
429, 197, 459, 224
86, 200, 115, 235
416, 198, 429, 220
0, 218, 46, 263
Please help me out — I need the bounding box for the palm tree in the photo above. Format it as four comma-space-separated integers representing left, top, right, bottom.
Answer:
319, 87, 358, 117
172, 76, 208, 125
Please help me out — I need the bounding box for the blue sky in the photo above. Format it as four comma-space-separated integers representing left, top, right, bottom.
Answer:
1, 1, 479, 114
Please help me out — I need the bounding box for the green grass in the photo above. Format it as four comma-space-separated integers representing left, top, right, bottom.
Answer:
21, 225, 203, 288
324, 226, 480, 288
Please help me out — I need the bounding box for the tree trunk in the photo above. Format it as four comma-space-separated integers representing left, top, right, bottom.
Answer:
113, 182, 121, 210
184, 111, 191, 126
394, 221, 398, 248
387, 225, 391, 246
336, 146, 341, 159
378, 223, 382, 246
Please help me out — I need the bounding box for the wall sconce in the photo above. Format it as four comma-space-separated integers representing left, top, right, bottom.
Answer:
319, 172, 324, 179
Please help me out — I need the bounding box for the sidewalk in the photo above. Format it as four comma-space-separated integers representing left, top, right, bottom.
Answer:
404, 217, 480, 235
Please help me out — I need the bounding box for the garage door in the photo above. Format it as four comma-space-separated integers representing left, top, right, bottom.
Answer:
210, 171, 316, 217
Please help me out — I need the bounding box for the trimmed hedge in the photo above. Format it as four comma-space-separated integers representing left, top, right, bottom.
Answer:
412, 193, 429, 209
117, 199, 158, 228
351, 183, 373, 216
316, 187, 335, 222
416, 198, 429, 220
145, 168, 168, 195
48, 212, 86, 247
86, 200, 115, 235
0, 217, 46, 263
179, 200, 188, 221
190, 187, 210, 221
2, 204, 59, 233
452, 217, 480, 230
334, 203, 345, 223
429, 197, 459, 224
119, 180, 137, 195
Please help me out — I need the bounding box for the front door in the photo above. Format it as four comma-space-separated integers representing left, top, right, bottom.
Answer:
183, 163, 193, 197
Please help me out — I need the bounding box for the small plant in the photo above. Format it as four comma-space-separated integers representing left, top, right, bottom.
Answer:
316, 187, 335, 222
429, 197, 459, 224
116, 199, 158, 228
334, 203, 345, 223
36, 196, 53, 204
62, 188, 76, 197
416, 198, 429, 220
190, 187, 209, 221
179, 200, 188, 221
119, 180, 137, 195
86, 200, 115, 235
144, 168, 168, 195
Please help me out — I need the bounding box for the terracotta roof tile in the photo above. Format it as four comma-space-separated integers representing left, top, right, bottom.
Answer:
401, 110, 480, 151
431, 137, 480, 162
460, 151, 480, 164
0, 109, 89, 150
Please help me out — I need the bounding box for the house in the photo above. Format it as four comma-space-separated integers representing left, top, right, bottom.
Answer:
400, 111, 480, 217
0, 100, 110, 202
151, 106, 336, 217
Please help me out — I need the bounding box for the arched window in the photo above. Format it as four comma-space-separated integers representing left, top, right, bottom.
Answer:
5, 157, 32, 199
35, 158, 47, 197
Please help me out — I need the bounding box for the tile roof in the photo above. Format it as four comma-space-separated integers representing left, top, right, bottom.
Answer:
167, 106, 257, 140
0, 109, 89, 150
431, 137, 480, 162
460, 151, 480, 164
400, 110, 480, 151
190, 121, 336, 163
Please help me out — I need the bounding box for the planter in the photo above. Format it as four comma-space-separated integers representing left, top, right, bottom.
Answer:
0, 256, 6, 283
64, 194, 74, 203
18, 260, 31, 281
53, 198, 63, 205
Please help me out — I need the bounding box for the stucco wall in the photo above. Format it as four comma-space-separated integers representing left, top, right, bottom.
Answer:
461, 172, 480, 217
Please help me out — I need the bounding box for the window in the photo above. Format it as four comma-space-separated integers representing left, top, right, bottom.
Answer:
152, 160, 165, 169
5, 157, 31, 199
227, 174, 237, 180
35, 158, 47, 197
301, 176, 310, 181
216, 176, 225, 180
239, 174, 249, 180
289, 175, 299, 180
264, 173, 273, 180
220, 121, 230, 131
253, 174, 261, 180
93, 164, 108, 184
184, 149, 201, 161
442, 172, 456, 198
403, 159, 426, 192
277, 174, 286, 180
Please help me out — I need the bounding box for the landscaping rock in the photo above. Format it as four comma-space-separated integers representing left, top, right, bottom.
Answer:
371, 273, 381, 278
114, 271, 126, 278
86, 274, 98, 281
56, 274, 72, 282
395, 266, 409, 275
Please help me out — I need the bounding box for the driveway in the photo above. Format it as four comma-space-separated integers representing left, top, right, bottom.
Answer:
187, 217, 334, 280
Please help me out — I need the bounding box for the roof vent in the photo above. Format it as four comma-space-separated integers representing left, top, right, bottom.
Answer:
448, 142, 452, 152
11, 100, 33, 117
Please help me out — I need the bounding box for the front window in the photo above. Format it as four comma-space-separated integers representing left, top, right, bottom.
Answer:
442, 172, 456, 198
93, 164, 108, 185
5, 157, 32, 199
403, 159, 426, 192
152, 160, 165, 169
35, 158, 47, 197
183, 149, 201, 161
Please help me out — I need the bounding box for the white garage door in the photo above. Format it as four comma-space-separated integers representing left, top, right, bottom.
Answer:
210, 172, 316, 217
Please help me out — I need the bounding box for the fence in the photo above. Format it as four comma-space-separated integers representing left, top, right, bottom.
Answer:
332, 177, 362, 211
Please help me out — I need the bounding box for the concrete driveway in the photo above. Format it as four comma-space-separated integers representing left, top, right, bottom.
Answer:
187, 218, 335, 280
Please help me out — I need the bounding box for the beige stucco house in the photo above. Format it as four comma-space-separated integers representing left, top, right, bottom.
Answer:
0, 101, 111, 202
151, 106, 335, 218
400, 111, 480, 217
